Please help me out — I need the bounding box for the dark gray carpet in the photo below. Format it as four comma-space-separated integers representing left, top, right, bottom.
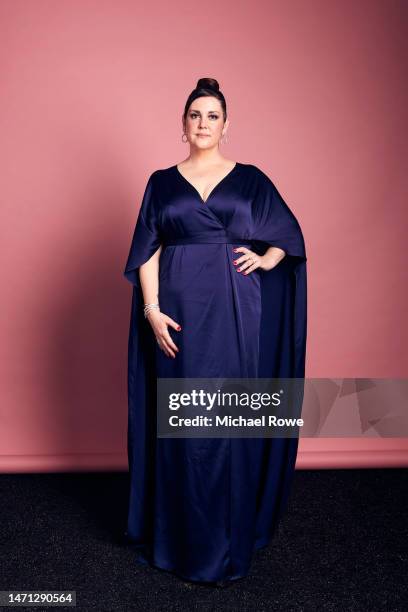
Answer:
0, 468, 406, 611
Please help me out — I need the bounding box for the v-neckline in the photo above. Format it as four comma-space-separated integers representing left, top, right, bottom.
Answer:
174, 162, 239, 205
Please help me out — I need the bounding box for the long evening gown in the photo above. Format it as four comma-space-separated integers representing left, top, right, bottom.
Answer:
123, 162, 307, 583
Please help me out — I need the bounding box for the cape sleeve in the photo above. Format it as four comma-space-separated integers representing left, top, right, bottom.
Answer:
250, 169, 306, 264
251, 168, 308, 379
123, 171, 162, 289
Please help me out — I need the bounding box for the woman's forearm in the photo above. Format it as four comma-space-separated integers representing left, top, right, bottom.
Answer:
139, 245, 162, 304
261, 246, 286, 269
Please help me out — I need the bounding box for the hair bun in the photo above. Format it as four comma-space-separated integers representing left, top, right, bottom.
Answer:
196, 77, 220, 92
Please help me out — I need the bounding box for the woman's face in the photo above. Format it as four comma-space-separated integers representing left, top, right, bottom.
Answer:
183, 96, 229, 149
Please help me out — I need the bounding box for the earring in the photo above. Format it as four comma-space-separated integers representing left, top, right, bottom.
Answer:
221, 133, 228, 145
182, 133, 188, 143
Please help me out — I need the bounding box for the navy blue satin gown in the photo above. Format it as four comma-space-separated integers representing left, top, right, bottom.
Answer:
123, 162, 307, 583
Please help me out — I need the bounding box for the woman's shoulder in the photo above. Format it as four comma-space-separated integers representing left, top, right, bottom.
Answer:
245, 163, 272, 180
150, 165, 175, 176
235, 163, 275, 190
145, 166, 175, 188
147, 168, 167, 180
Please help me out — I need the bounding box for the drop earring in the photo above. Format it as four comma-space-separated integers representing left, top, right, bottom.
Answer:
182, 133, 188, 143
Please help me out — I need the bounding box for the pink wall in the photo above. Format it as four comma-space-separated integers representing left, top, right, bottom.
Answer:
1, 0, 407, 471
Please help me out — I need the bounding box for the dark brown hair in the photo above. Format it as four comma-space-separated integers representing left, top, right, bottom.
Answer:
183, 78, 227, 123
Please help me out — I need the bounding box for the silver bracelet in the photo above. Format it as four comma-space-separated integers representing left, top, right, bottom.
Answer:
143, 302, 160, 318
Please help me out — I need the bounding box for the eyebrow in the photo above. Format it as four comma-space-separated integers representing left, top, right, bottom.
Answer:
189, 109, 219, 114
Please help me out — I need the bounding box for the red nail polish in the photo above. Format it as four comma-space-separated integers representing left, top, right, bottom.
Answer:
177, 325, 181, 331
233, 261, 238, 265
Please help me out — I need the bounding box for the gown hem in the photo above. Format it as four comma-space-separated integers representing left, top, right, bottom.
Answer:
124, 534, 270, 584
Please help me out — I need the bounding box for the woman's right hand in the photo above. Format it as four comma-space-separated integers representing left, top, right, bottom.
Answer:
146, 310, 181, 359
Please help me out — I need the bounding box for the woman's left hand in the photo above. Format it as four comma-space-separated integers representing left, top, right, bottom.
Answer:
232, 246, 286, 275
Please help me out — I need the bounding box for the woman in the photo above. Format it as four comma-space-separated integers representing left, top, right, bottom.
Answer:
123, 77, 307, 585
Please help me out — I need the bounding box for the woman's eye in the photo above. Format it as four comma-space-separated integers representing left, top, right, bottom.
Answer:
190, 114, 218, 120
